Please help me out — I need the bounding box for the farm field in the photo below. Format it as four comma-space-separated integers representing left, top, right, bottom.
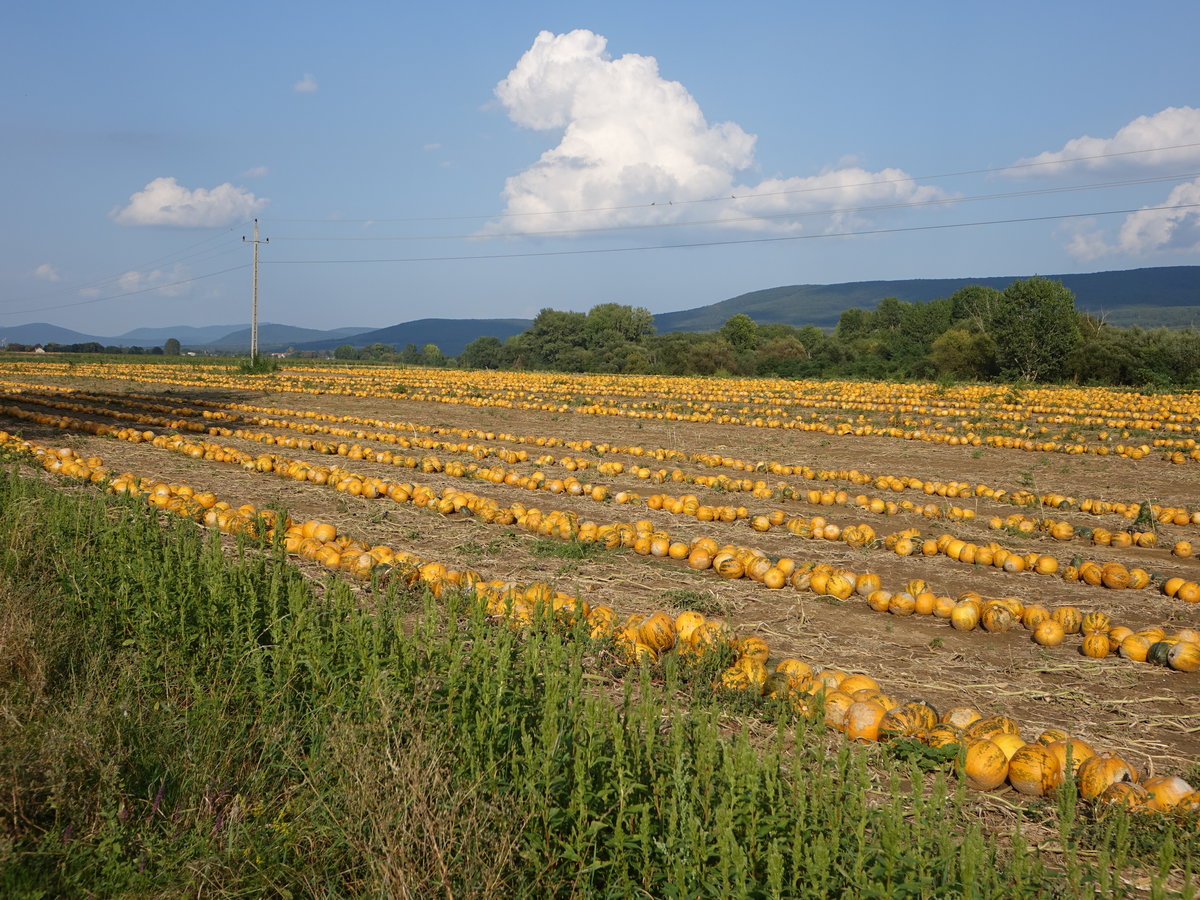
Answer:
3, 357, 1200, 895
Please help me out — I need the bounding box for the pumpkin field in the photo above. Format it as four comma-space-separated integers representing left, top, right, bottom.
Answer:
3, 356, 1200, 896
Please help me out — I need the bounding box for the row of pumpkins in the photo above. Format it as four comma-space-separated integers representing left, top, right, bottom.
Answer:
990, 511, 1195, 559
20, 358, 1198, 434
6, 363, 1200, 469
9, 382, 1198, 555
6, 394, 1198, 677
600, 605, 1194, 810
17, 388, 1195, 622
8, 428, 1196, 816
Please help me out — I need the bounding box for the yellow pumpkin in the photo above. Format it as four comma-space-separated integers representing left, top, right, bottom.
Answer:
967, 715, 1020, 742
1118, 635, 1151, 662
1168, 641, 1200, 672
950, 602, 980, 631
1008, 744, 1063, 796
1036, 728, 1070, 745
991, 732, 1026, 761
673, 610, 706, 643
941, 706, 982, 729
774, 658, 815, 691
838, 673, 880, 696
888, 592, 916, 616
820, 689, 856, 728
733, 636, 770, 665
1106, 625, 1134, 652
1022, 605, 1051, 630
637, 611, 677, 652
960, 739, 1008, 790
1046, 738, 1095, 776
1096, 782, 1150, 809
586, 605, 618, 638
1052, 607, 1083, 634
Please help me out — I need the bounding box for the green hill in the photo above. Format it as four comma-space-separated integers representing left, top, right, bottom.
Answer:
293, 318, 533, 357
653, 266, 1199, 333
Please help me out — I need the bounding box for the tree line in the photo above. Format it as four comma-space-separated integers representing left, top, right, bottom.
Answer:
450, 279, 1200, 387
2, 337, 183, 355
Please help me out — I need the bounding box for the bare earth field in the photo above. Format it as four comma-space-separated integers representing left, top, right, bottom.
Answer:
4, 364, 1199, 789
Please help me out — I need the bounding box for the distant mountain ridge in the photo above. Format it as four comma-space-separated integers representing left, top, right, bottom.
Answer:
291, 318, 534, 356
653, 266, 1200, 332
4, 266, 1196, 352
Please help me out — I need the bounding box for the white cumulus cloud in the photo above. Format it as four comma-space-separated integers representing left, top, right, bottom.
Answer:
111, 177, 267, 227
34, 263, 61, 282
294, 73, 318, 93
487, 30, 941, 235
1012, 106, 1200, 176
1066, 177, 1200, 260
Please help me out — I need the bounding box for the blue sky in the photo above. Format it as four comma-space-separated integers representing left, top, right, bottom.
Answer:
3, 1, 1198, 336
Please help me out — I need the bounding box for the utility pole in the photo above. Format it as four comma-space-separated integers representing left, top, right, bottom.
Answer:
242, 219, 269, 362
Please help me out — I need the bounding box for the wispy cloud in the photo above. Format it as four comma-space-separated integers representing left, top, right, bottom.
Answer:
111, 176, 266, 228
34, 263, 61, 282
487, 30, 943, 235
294, 73, 318, 93
80, 264, 193, 298
242, 165, 269, 178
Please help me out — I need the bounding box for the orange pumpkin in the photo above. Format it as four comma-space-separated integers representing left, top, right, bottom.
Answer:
1118, 635, 1151, 662
1033, 619, 1066, 647
820, 689, 855, 728
1046, 738, 1095, 777
845, 700, 888, 741
1142, 775, 1193, 811
1081, 634, 1111, 658
1076, 754, 1138, 800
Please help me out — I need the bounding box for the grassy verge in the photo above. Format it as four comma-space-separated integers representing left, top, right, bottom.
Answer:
0, 465, 1191, 897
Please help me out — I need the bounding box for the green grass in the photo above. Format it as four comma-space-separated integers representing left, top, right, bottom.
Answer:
0, 466, 1195, 896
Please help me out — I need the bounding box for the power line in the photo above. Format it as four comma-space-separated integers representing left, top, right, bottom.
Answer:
266, 141, 1200, 224
266, 171, 1200, 242
0, 265, 251, 317
2, 228, 242, 307
263, 201, 1200, 265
